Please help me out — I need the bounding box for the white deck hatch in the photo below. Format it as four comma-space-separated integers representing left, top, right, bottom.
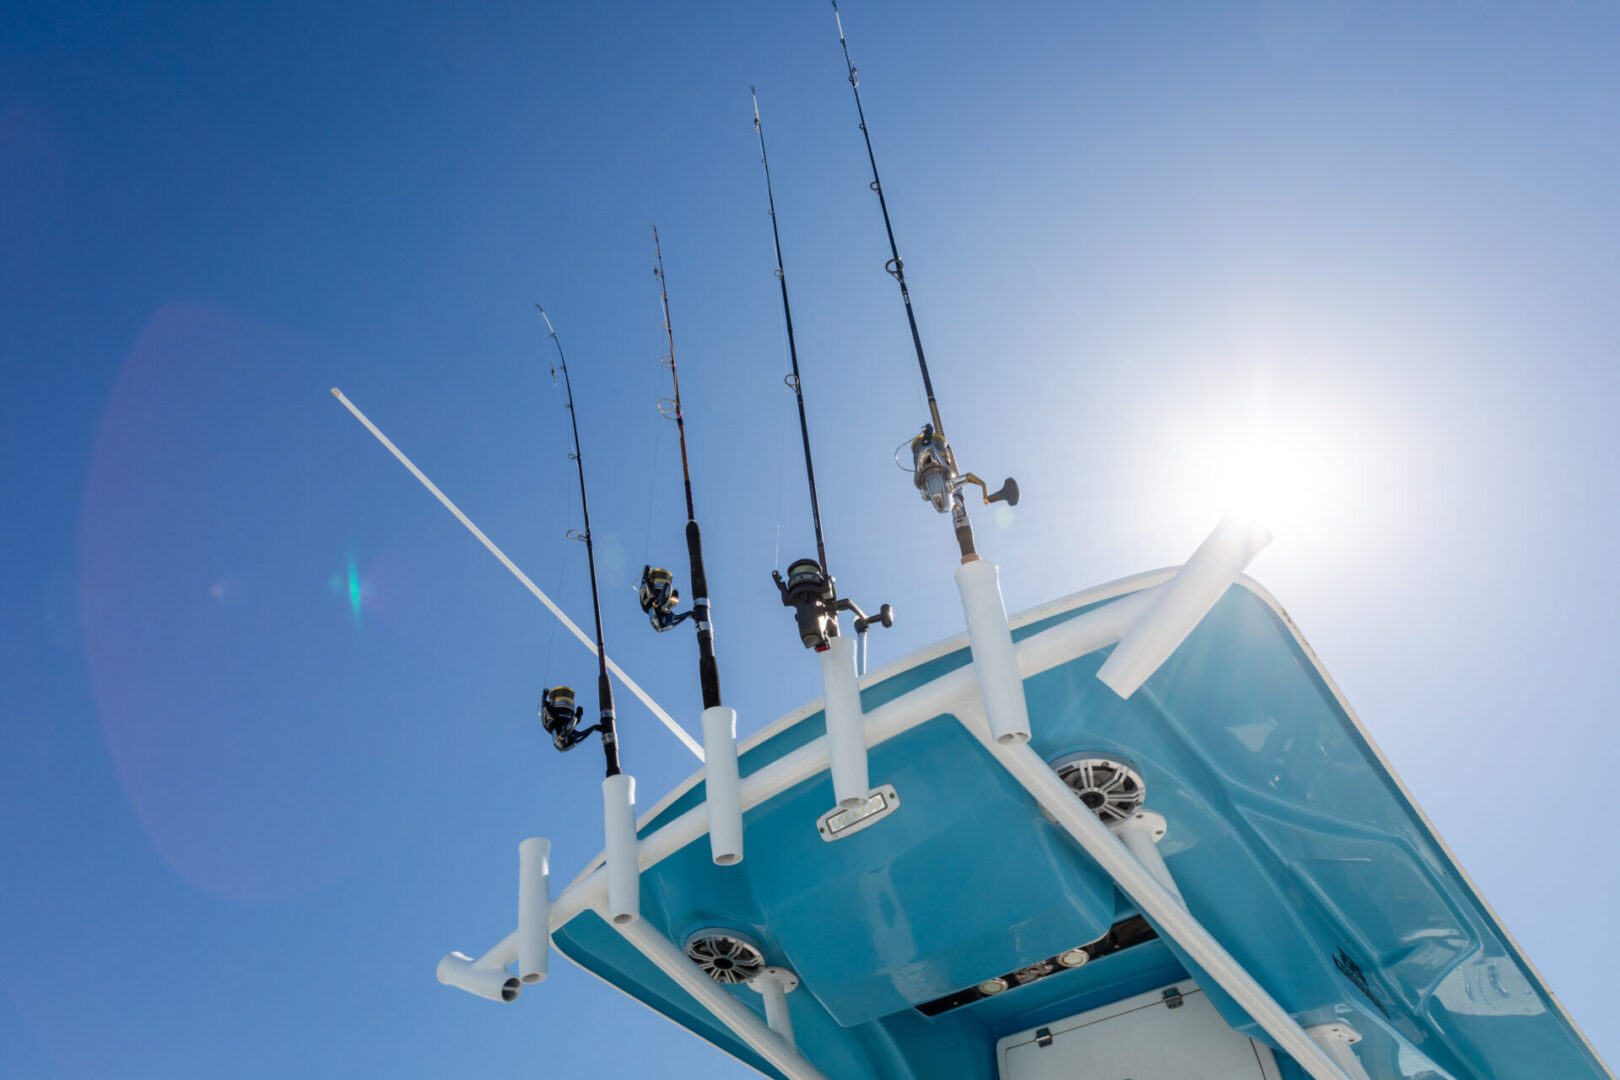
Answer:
996, 980, 1282, 1080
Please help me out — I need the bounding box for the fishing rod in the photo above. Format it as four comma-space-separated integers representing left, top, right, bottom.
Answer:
829, 0, 1019, 561
753, 87, 892, 669
533, 304, 623, 778
636, 225, 722, 712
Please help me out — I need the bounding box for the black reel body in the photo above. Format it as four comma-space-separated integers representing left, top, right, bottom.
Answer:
773, 556, 895, 654
539, 685, 598, 752
774, 557, 838, 651
638, 565, 690, 632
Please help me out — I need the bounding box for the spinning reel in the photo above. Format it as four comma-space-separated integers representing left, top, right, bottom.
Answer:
538, 686, 601, 753
905, 424, 1019, 558
772, 557, 893, 654
908, 424, 1019, 514
638, 565, 693, 633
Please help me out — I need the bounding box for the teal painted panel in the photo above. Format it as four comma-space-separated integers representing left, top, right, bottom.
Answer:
552, 584, 1611, 1080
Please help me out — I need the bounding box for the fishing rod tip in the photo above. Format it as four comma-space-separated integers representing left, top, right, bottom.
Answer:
329, 387, 342, 398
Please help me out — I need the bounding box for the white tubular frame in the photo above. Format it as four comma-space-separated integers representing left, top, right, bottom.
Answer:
1306, 1024, 1374, 1080
614, 916, 828, 1080
954, 701, 1352, 1080
1110, 810, 1184, 908
748, 967, 800, 1048
456, 583, 1162, 968
445, 567, 1353, 1078
1097, 514, 1271, 699
436, 950, 522, 1002
516, 837, 551, 983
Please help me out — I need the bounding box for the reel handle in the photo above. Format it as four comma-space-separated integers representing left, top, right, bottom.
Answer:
960, 473, 1020, 507
987, 477, 1019, 506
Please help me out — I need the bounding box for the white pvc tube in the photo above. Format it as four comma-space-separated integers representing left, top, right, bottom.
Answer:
603, 773, 640, 925
701, 706, 745, 866
517, 837, 551, 983
1097, 514, 1271, 699
1111, 811, 1184, 907
756, 975, 795, 1047
1306, 1025, 1374, 1080
820, 636, 869, 809
615, 917, 826, 1080
436, 952, 522, 1002
955, 705, 1353, 1080
956, 559, 1031, 744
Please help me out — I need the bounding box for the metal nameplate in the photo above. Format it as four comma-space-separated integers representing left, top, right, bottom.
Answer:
816, 784, 900, 842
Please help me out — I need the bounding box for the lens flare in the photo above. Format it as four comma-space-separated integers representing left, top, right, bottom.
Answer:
347, 553, 362, 623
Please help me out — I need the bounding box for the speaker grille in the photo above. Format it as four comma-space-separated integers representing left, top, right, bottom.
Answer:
1052, 755, 1146, 823
683, 929, 766, 984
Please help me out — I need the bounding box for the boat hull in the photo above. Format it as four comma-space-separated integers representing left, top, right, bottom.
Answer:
551, 573, 1611, 1080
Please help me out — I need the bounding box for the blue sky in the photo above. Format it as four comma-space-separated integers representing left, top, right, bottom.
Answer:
3, 1, 1617, 1076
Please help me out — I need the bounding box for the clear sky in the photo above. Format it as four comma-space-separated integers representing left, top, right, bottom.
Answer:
3, 1, 1617, 1076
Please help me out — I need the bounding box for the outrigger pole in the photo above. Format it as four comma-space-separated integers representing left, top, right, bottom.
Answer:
327, 386, 701, 759
829, 0, 1018, 561
638, 229, 748, 866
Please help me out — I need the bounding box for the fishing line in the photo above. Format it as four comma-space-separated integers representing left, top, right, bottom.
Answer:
540, 537, 571, 680
772, 378, 790, 573
640, 400, 664, 569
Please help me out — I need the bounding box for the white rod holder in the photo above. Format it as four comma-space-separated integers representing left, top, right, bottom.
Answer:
436, 951, 521, 1003
956, 706, 1353, 1080
1110, 810, 1184, 907
517, 837, 551, 983
820, 636, 870, 809
1097, 514, 1271, 699
603, 773, 640, 925
701, 706, 745, 866
748, 967, 800, 1048
956, 559, 1031, 744
1306, 1024, 1374, 1080
615, 917, 828, 1080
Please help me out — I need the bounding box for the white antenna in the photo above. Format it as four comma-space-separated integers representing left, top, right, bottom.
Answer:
330, 387, 704, 761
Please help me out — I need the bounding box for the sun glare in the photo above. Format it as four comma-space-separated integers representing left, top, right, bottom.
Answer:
1140, 378, 1389, 559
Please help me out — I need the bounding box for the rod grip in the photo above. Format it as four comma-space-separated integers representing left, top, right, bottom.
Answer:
686, 521, 723, 710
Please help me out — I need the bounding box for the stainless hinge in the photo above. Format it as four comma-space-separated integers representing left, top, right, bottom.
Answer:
1162, 987, 1184, 1009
